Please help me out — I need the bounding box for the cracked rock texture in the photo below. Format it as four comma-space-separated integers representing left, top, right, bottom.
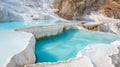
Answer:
53, 0, 120, 20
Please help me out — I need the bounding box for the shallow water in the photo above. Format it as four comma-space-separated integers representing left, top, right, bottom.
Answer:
0, 20, 60, 30
35, 29, 120, 63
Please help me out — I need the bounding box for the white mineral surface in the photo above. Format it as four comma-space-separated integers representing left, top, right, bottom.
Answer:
25, 57, 94, 67
0, 31, 35, 67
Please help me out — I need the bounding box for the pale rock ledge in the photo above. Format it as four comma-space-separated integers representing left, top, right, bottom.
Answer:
77, 43, 120, 67
15, 23, 80, 39
0, 31, 36, 67
25, 56, 94, 67
111, 41, 120, 67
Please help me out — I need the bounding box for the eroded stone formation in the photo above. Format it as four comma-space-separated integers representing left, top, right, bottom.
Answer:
53, 0, 120, 20
100, 0, 120, 19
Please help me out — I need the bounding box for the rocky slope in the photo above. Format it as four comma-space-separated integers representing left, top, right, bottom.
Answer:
0, 0, 56, 22
52, 0, 120, 35
53, 0, 120, 20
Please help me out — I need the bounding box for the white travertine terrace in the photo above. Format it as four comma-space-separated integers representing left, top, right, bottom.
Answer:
25, 57, 94, 67
14, 23, 120, 67
1, 23, 120, 67
15, 23, 80, 39
82, 14, 120, 35
0, 31, 35, 67
111, 41, 120, 67
78, 44, 119, 67
25, 42, 120, 67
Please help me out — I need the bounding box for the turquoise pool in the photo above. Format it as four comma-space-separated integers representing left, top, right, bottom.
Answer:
35, 29, 120, 63
0, 20, 60, 30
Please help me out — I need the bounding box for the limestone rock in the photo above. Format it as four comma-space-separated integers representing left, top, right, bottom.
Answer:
100, 22, 120, 35
77, 44, 119, 67
83, 24, 100, 31
111, 41, 120, 67
14, 23, 79, 39
0, 31, 36, 67
53, 0, 120, 20
100, 0, 120, 19
53, 0, 96, 20
25, 57, 94, 67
